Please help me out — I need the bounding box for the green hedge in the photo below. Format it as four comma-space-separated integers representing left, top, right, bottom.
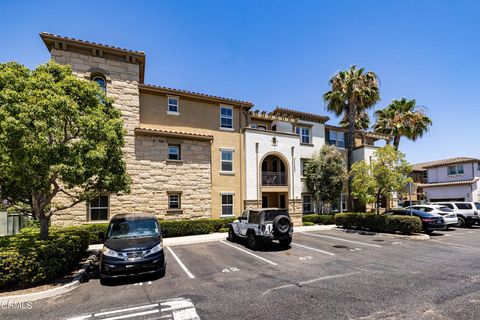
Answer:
302, 214, 335, 225
159, 217, 235, 237
334, 212, 422, 235
0, 227, 90, 288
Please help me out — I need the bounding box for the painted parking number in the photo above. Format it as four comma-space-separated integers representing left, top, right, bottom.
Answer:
222, 267, 240, 273
299, 256, 313, 260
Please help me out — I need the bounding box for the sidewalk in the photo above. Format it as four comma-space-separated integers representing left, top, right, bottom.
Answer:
88, 224, 336, 250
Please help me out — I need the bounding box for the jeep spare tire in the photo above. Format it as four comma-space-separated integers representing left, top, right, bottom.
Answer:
273, 215, 291, 234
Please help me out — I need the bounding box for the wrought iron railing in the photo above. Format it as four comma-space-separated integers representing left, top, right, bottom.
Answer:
262, 172, 287, 186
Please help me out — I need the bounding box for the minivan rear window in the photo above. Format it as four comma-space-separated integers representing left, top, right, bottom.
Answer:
455, 203, 472, 210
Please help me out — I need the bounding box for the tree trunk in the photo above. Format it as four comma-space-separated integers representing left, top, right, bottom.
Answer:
347, 103, 356, 211
376, 190, 382, 214
39, 215, 50, 241
393, 135, 401, 150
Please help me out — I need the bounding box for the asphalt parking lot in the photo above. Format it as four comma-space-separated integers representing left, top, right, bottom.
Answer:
3, 226, 480, 320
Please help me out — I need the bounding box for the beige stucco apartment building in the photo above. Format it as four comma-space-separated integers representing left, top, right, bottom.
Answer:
39, 33, 388, 227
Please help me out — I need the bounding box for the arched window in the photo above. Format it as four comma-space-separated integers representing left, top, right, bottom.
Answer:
92, 75, 107, 94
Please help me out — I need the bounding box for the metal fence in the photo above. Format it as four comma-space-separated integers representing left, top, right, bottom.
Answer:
262, 172, 287, 186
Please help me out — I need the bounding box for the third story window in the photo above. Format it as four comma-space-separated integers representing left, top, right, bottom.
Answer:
328, 130, 345, 148
296, 126, 311, 144
168, 145, 180, 160
220, 106, 233, 129
448, 164, 464, 175
221, 194, 234, 216
168, 97, 179, 113
221, 150, 234, 172
89, 195, 109, 221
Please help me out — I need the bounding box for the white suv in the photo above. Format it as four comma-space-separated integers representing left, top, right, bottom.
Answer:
431, 202, 480, 227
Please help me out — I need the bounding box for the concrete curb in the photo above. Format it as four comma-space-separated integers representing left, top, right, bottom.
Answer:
0, 255, 96, 303
88, 224, 337, 250
332, 227, 430, 240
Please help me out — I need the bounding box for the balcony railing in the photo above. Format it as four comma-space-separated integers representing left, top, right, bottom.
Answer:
262, 172, 287, 186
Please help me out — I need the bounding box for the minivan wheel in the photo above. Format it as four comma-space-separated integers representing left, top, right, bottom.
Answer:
279, 237, 292, 247
457, 216, 466, 227
247, 232, 259, 250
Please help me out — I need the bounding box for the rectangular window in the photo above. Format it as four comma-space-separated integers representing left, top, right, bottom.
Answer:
221, 193, 234, 216
302, 195, 312, 213
300, 158, 309, 176
168, 193, 181, 209
296, 126, 311, 144
328, 130, 346, 148
257, 125, 267, 130
422, 171, 428, 179
250, 123, 258, 128
220, 149, 234, 173
220, 106, 233, 129
168, 97, 179, 113
448, 164, 464, 175
89, 195, 109, 221
168, 145, 180, 160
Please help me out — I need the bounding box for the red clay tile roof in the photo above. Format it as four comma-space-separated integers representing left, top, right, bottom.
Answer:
40, 32, 145, 55
139, 83, 254, 106
272, 107, 330, 123
418, 178, 479, 188
414, 157, 480, 171
134, 127, 214, 140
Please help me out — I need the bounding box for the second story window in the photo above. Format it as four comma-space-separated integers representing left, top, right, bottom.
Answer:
168, 97, 179, 114
328, 130, 345, 148
168, 144, 180, 160
300, 158, 309, 176
296, 126, 311, 144
448, 164, 464, 175
220, 149, 234, 173
92, 76, 107, 94
220, 106, 233, 129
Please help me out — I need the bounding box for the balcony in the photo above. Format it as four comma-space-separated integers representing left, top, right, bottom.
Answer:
262, 172, 287, 186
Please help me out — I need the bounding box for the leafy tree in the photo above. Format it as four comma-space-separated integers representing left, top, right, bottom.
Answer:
304, 145, 347, 213
0, 61, 131, 240
373, 97, 432, 150
323, 65, 380, 210
350, 145, 412, 214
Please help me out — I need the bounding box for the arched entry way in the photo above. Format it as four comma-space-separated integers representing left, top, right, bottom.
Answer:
260, 154, 289, 209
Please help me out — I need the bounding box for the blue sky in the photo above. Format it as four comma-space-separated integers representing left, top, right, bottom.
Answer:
1, 0, 478, 164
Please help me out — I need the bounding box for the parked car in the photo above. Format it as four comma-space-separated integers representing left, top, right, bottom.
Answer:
228, 208, 293, 250
99, 213, 167, 283
430, 202, 480, 227
385, 209, 447, 234
405, 205, 458, 229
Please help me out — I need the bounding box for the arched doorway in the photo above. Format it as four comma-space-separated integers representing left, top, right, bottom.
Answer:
260, 154, 289, 209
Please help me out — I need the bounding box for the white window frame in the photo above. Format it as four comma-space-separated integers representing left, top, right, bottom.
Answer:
168, 144, 181, 160
300, 158, 309, 177
88, 195, 109, 221
168, 193, 181, 209
220, 105, 234, 130
257, 125, 267, 130
447, 164, 464, 176
220, 148, 234, 174
220, 192, 235, 217
167, 96, 179, 115
328, 130, 346, 149
302, 194, 312, 213
296, 126, 311, 144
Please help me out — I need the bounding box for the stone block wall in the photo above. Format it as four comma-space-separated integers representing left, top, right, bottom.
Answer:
49, 49, 212, 226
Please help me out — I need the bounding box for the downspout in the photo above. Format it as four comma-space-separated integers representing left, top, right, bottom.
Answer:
239, 104, 245, 212
291, 146, 295, 213
256, 142, 259, 207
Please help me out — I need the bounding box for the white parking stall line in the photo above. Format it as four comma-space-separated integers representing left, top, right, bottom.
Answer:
94, 304, 159, 317
103, 309, 160, 320
300, 232, 382, 248
220, 241, 278, 266
291, 243, 335, 256
167, 247, 196, 279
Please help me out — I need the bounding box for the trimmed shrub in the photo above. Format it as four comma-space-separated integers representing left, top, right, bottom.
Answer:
335, 212, 421, 235
302, 214, 335, 225
0, 226, 90, 288
303, 222, 315, 226
159, 217, 235, 237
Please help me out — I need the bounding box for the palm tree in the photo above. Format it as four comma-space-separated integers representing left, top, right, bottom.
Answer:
323, 66, 380, 211
339, 110, 370, 131
373, 98, 432, 150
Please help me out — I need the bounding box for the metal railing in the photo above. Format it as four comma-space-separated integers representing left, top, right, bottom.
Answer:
262, 172, 287, 186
